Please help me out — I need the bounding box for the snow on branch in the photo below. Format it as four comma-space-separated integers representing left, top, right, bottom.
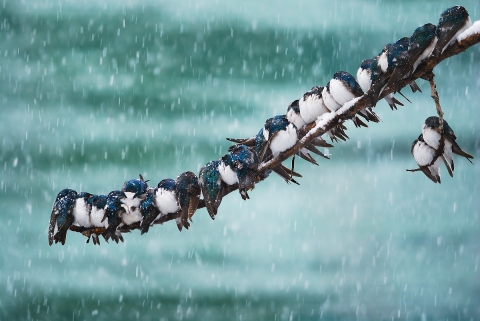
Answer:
49, 10, 480, 245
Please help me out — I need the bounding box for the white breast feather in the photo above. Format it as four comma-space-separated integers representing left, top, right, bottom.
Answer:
120, 197, 143, 225
356, 68, 372, 93
378, 52, 388, 73
413, 37, 438, 72
443, 17, 472, 53
322, 87, 341, 112
413, 141, 435, 166
300, 94, 329, 123
421, 126, 442, 150
218, 161, 239, 185
270, 124, 297, 157
286, 107, 306, 128
73, 198, 91, 227
90, 206, 107, 228
329, 79, 356, 105
155, 189, 180, 215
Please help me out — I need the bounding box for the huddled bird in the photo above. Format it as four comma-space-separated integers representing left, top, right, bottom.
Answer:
329, 71, 381, 127
199, 160, 228, 219
386, 23, 438, 94
435, 6, 472, 56
284, 101, 332, 164
48, 189, 79, 245
356, 58, 405, 110
119, 175, 149, 226
291, 90, 349, 142
223, 144, 259, 200
421, 116, 474, 172
377, 37, 422, 96
175, 171, 201, 230
102, 190, 127, 243
410, 134, 446, 183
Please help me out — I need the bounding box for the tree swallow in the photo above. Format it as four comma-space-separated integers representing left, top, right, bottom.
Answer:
102, 190, 127, 243
330, 71, 381, 126
140, 178, 182, 234
421, 116, 474, 173
223, 144, 260, 200
410, 134, 446, 183
376, 38, 422, 95
387, 23, 438, 93
434, 6, 472, 56
120, 175, 149, 226
48, 189, 78, 245
199, 160, 227, 219
175, 171, 201, 230
357, 58, 405, 110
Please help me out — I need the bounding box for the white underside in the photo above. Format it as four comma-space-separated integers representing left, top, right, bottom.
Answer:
356, 68, 372, 93
120, 196, 143, 225
412, 37, 438, 72
270, 124, 297, 157
90, 207, 108, 228
286, 108, 306, 129
322, 87, 342, 112
413, 140, 436, 166
299, 94, 329, 124
422, 126, 454, 169
378, 52, 388, 73
73, 198, 91, 227
155, 188, 180, 216
218, 161, 239, 185
329, 78, 356, 105
442, 18, 472, 54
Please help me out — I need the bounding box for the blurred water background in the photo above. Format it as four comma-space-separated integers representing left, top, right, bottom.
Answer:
1, 0, 479, 320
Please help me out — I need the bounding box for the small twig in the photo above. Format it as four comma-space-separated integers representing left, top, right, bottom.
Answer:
425, 72, 445, 166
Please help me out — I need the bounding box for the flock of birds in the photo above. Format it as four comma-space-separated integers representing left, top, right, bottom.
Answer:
48, 6, 476, 245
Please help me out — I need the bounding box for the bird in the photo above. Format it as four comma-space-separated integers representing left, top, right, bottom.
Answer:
84, 194, 109, 245
410, 134, 445, 183
294, 88, 349, 142
222, 144, 259, 200
376, 37, 422, 97
434, 6, 472, 56
329, 71, 381, 126
140, 178, 181, 234
119, 175, 149, 226
102, 190, 127, 243
386, 23, 438, 93
357, 58, 405, 110
48, 189, 78, 245
199, 160, 228, 219
421, 116, 474, 172
285, 100, 333, 163
175, 171, 201, 230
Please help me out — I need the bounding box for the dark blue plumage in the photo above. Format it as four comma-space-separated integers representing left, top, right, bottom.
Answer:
102, 190, 126, 243
122, 175, 148, 199
199, 160, 223, 219
223, 144, 259, 200
175, 171, 201, 230
48, 188, 77, 245
386, 23, 437, 92
435, 6, 471, 56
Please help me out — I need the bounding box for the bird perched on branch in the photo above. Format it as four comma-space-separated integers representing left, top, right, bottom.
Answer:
435, 6, 472, 56
376, 37, 422, 97
357, 58, 405, 110
410, 134, 447, 183
119, 175, 149, 226
386, 23, 438, 93
48, 189, 80, 245
329, 71, 381, 126
292, 90, 349, 142
421, 116, 474, 172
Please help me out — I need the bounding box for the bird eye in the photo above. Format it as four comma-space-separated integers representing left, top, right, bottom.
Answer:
131, 206, 136, 212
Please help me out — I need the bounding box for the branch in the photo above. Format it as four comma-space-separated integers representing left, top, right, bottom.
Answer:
59, 19, 480, 243
258, 28, 480, 176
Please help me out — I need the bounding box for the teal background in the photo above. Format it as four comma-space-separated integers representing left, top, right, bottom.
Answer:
0, 1, 479, 320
